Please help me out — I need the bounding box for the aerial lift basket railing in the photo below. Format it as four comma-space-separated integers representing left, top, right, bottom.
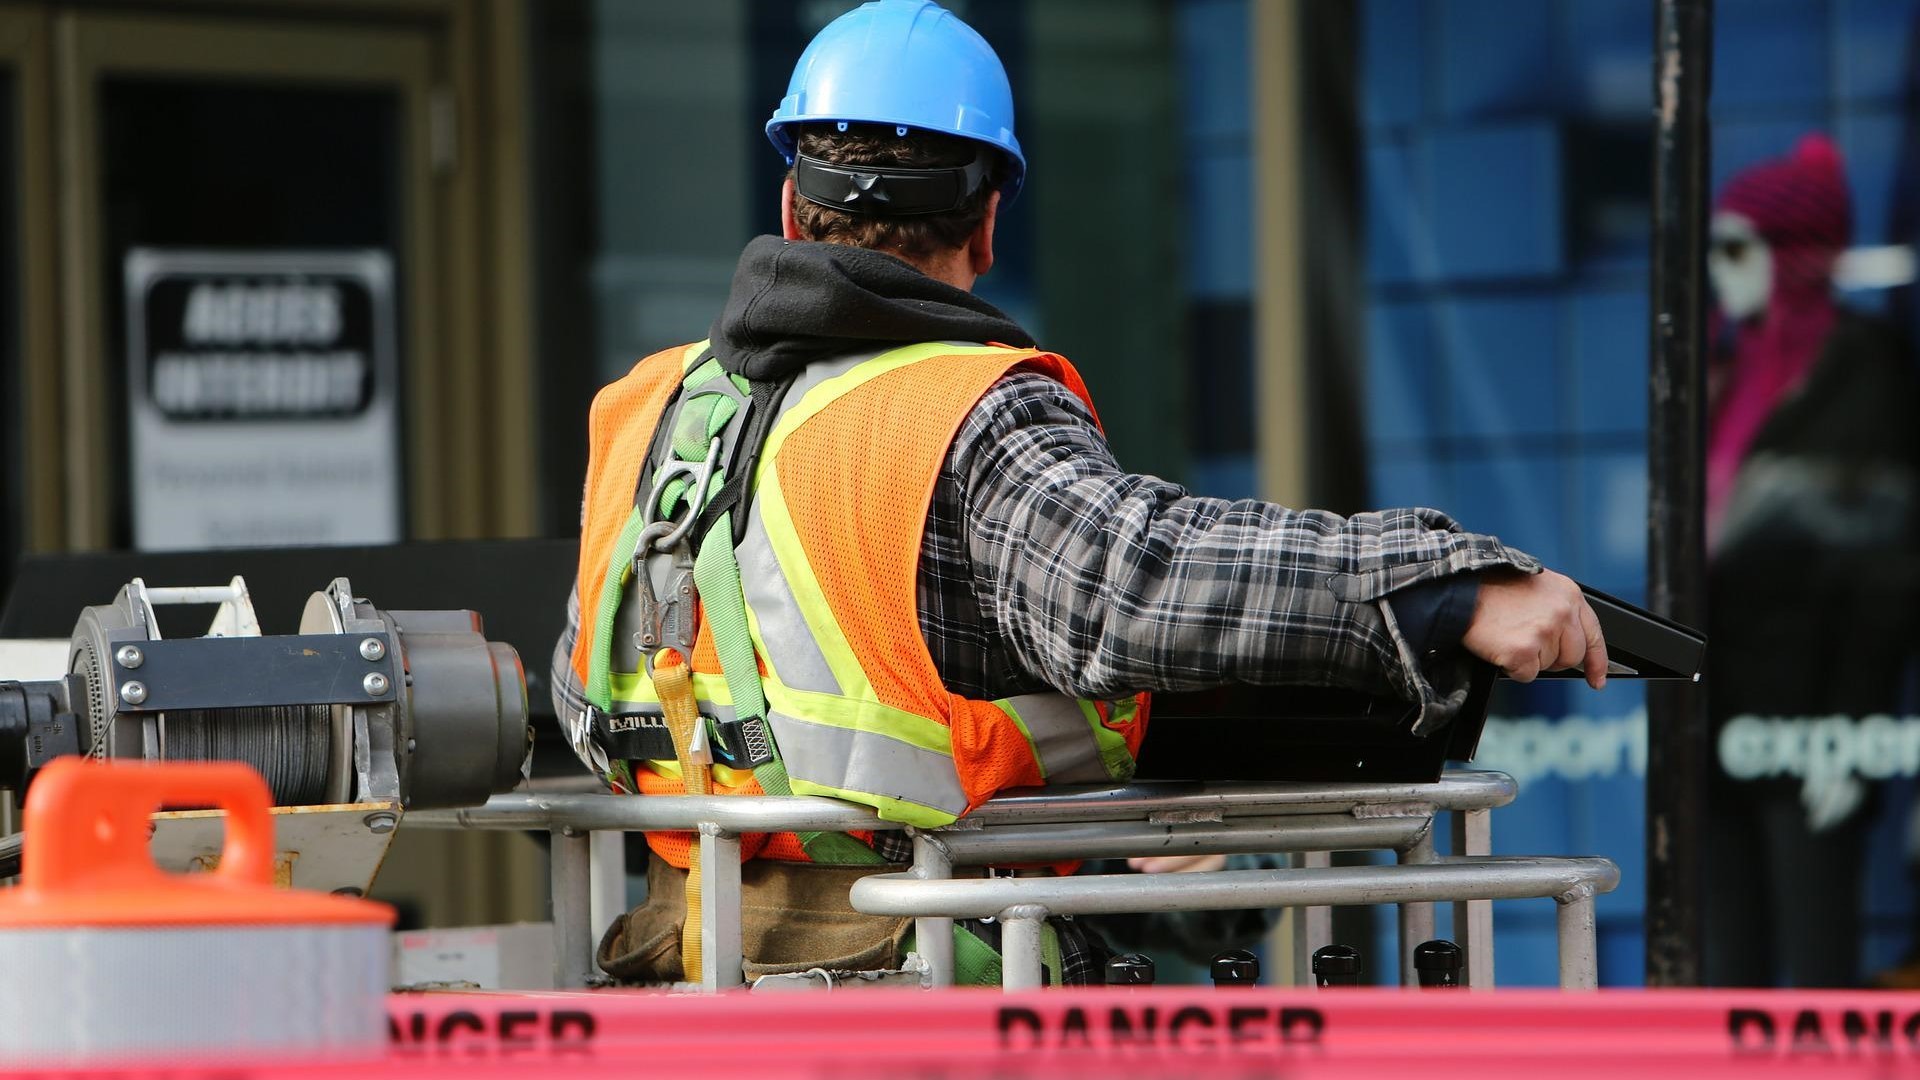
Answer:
409, 769, 1619, 991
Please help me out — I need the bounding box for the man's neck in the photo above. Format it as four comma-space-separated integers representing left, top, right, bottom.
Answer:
897, 248, 976, 292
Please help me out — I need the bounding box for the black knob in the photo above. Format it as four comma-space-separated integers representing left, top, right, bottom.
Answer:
1312, 944, 1362, 987
1105, 953, 1155, 986
1210, 949, 1260, 988
1414, 939, 1463, 988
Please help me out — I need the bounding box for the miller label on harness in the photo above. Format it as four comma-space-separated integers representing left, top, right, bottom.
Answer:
566, 340, 1151, 871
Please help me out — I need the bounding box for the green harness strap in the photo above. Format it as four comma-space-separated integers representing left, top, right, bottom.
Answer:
901, 922, 1064, 988
952, 925, 1004, 987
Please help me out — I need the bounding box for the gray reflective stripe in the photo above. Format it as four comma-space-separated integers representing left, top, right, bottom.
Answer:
767, 710, 969, 818
1003, 693, 1113, 784
739, 503, 841, 695
724, 349, 885, 696
783, 349, 879, 404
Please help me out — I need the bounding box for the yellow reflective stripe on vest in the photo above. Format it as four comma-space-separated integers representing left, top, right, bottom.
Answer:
760, 682, 953, 755
749, 462, 873, 701
1085, 700, 1139, 783
736, 496, 841, 695
758, 342, 1014, 462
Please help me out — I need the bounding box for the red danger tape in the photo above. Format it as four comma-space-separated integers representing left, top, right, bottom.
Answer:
11, 1054, 1920, 1080
12, 991, 1920, 1079
381, 988, 1920, 1063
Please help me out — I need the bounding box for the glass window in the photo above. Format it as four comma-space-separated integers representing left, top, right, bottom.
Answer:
1352, 0, 1920, 986
1178, 0, 1256, 499
533, 0, 1195, 531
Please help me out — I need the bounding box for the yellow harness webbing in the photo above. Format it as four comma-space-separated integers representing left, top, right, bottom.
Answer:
653, 655, 709, 983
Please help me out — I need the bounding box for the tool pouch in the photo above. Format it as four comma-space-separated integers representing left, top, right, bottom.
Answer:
597, 856, 912, 984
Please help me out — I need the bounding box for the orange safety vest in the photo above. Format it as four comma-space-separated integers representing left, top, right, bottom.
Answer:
565, 341, 1150, 867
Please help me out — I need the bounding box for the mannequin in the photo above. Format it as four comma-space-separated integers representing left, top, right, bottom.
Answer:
1702, 135, 1920, 987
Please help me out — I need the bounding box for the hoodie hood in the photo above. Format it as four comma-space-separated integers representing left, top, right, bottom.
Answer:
708, 235, 1036, 381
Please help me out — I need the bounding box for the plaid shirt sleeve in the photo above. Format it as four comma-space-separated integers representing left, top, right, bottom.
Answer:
952, 372, 1541, 732
550, 582, 607, 773
551, 584, 586, 721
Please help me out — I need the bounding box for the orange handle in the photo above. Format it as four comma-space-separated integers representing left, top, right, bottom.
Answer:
21, 759, 276, 891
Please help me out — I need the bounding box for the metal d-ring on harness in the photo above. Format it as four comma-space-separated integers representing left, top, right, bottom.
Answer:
628, 365, 776, 765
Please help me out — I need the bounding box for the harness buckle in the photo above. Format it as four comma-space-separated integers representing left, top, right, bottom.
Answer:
642, 546, 699, 680
569, 706, 613, 775
627, 521, 675, 656
711, 715, 777, 770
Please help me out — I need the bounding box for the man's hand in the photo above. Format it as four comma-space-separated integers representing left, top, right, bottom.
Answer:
1128, 855, 1228, 874
1460, 569, 1608, 689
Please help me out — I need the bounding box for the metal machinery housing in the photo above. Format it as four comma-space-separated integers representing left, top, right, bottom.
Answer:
1, 576, 530, 880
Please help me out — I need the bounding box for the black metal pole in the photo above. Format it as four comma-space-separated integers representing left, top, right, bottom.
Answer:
1645, 0, 1712, 988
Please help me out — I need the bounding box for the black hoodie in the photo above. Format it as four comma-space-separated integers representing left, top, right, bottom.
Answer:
707, 235, 1034, 380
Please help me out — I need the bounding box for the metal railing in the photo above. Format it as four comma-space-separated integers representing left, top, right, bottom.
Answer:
853, 857, 1617, 991
408, 769, 1618, 991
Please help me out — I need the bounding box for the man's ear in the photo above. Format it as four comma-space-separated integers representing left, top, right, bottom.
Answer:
781, 176, 803, 241
968, 190, 1000, 277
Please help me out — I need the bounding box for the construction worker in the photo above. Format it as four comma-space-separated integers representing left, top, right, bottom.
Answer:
552, 0, 1608, 986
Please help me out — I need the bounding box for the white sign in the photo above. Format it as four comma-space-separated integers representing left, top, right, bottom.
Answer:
125, 249, 402, 550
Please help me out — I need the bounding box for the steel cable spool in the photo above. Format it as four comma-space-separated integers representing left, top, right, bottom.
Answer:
162, 706, 331, 806
64, 589, 338, 805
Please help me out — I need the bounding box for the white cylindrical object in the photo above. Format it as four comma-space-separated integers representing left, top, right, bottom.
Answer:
0, 760, 394, 1066
0, 925, 388, 1062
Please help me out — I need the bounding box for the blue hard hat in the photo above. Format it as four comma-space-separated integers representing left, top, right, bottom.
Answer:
767, 0, 1026, 203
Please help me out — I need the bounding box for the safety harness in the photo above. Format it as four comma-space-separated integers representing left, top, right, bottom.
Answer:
581, 356, 884, 980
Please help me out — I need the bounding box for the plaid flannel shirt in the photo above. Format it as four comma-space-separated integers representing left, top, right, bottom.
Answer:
551, 367, 1538, 982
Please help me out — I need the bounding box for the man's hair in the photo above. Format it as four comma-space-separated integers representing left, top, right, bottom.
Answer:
789, 123, 1003, 263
